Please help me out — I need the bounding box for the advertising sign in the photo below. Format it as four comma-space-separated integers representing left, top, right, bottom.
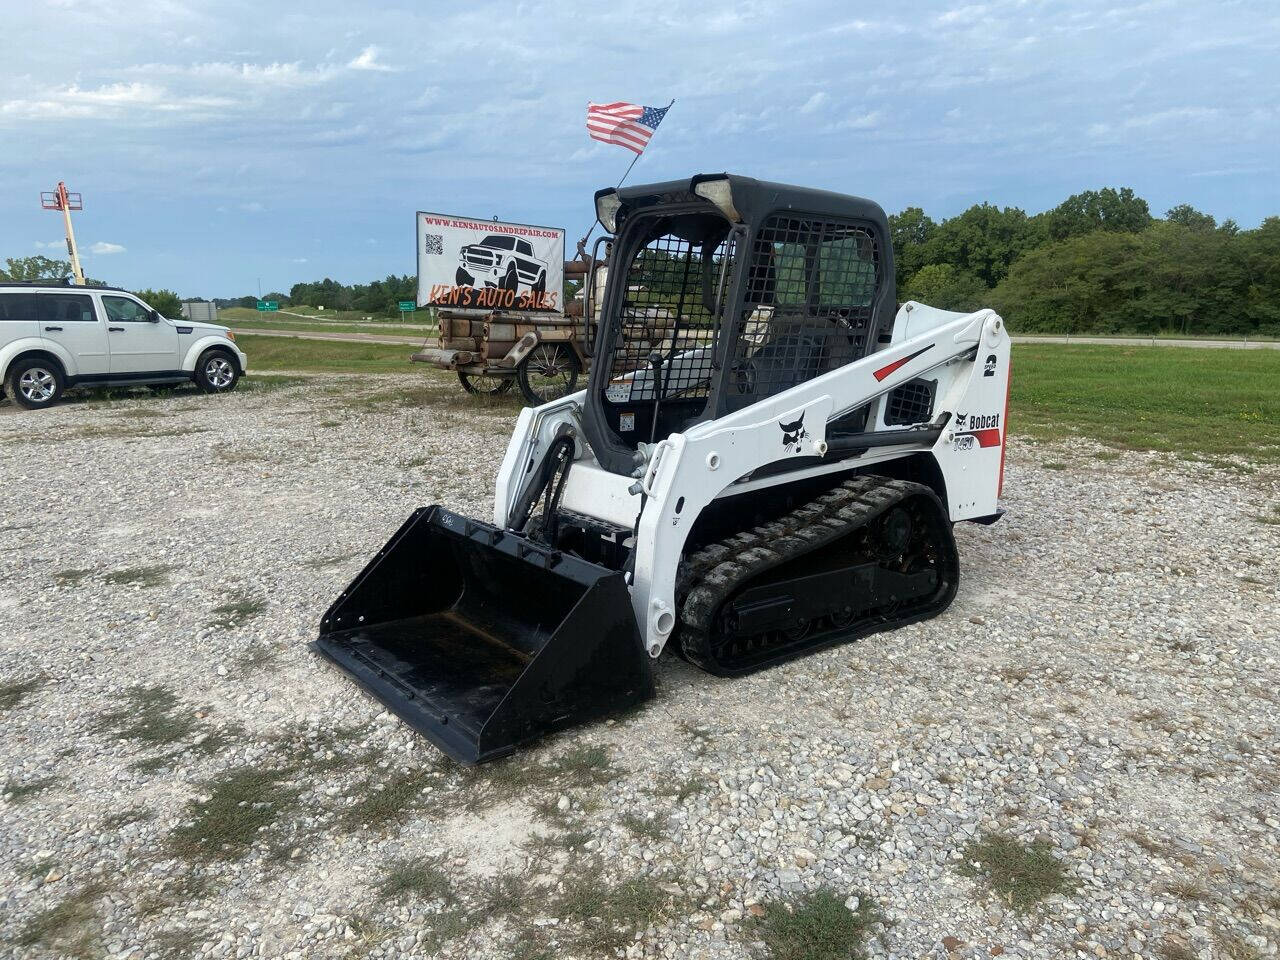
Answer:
417, 212, 565, 315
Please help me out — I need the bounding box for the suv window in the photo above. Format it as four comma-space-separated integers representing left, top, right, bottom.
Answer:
38, 293, 97, 323
516, 239, 533, 257
481, 235, 516, 250
102, 295, 152, 322
0, 293, 38, 321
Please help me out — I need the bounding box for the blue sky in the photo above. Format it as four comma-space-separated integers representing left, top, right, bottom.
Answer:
2, 0, 1276, 297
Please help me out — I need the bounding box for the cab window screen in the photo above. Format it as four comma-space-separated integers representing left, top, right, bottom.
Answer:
726, 216, 879, 409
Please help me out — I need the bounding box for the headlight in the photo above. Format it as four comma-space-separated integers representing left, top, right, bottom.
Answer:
694, 177, 741, 222
224, 331, 236, 342
595, 190, 622, 233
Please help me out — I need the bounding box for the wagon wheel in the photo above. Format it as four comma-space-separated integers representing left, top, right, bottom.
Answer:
517, 344, 580, 405
457, 370, 514, 395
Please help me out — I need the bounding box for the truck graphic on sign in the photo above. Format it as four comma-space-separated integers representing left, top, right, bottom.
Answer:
456, 235, 549, 296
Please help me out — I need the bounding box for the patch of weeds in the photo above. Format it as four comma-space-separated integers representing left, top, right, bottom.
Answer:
4, 775, 58, 802
212, 446, 269, 464
377, 856, 453, 903
677, 719, 714, 754
168, 766, 300, 860
478, 873, 528, 917
110, 407, 169, 419
132, 750, 185, 774
1214, 928, 1263, 960
275, 724, 381, 775
101, 807, 154, 831
1125, 830, 1200, 867
97, 685, 196, 746
191, 723, 245, 758
957, 830, 1071, 913
0, 674, 43, 710
1254, 505, 1280, 526
150, 927, 207, 960
53, 568, 93, 585
237, 644, 279, 669
102, 563, 174, 587
15, 880, 106, 956
303, 551, 362, 569
1163, 879, 1212, 903
339, 767, 434, 831
1042, 461, 1068, 471
550, 744, 620, 786
523, 829, 592, 864
1158, 938, 1198, 960
620, 811, 668, 841
755, 887, 885, 960
553, 860, 681, 955
1092, 451, 1123, 462
208, 591, 266, 628
134, 872, 214, 918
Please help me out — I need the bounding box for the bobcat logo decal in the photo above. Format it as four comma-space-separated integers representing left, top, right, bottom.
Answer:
954, 412, 968, 430
779, 413, 807, 453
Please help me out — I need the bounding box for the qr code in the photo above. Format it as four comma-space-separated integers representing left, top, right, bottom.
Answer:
424, 233, 443, 256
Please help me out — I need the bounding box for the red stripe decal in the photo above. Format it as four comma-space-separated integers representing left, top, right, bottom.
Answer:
873, 344, 933, 382
972, 428, 1001, 448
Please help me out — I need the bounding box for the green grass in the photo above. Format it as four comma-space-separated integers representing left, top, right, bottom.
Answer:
339, 767, 435, 831
552, 862, 682, 954
236, 334, 421, 373
4, 775, 58, 802
96, 685, 196, 746
0, 674, 43, 710
14, 881, 107, 956
222, 316, 436, 336
957, 830, 1071, 912
377, 856, 454, 903
209, 591, 266, 628
102, 563, 174, 587
755, 888, 884, 960
168, 766, 300, 860
1010, 343, 1280, 460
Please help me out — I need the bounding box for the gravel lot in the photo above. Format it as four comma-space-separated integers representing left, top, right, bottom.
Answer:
2, 375, 1277, 960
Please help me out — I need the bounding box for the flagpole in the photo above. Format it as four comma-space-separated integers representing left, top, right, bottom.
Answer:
577, 99, 675, 257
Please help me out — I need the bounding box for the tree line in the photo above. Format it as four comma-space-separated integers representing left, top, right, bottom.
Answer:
211, 276, 417, 316
888, 189, 1279, 336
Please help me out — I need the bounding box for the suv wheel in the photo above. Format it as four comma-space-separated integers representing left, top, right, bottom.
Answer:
6, 358, 64, 410
195, 349, 240, 394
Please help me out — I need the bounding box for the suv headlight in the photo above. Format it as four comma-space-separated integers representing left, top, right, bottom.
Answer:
224, 331, 236, 342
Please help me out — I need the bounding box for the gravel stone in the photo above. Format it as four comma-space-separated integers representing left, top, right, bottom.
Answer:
1, 378, 1278, 958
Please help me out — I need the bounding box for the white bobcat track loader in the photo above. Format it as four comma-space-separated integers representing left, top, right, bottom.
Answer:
316, 174, 1011, 764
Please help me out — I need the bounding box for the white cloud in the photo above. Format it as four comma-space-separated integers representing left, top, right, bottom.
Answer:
800, 92, 829, 114
34, 240, 65, 250
240, 202, 265, 213
89, 241, 126, 255
833, 109, 884, 131
348, 45, 393, 71
0, 81, 234, 119
292, 257, 309, 263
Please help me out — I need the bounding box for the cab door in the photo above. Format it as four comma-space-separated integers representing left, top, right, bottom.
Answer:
102, 294, 179, 374
36, 291, 110, 376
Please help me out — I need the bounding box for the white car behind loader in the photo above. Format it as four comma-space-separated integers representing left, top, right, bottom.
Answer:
316, 174, 1011, 764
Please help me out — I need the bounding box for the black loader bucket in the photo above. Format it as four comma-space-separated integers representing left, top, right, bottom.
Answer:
314, 507, 653, 764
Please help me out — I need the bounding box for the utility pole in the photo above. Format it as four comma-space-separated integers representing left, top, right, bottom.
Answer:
40, 182, 85, 285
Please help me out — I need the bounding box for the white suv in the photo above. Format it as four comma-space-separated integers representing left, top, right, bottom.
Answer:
0, 283, 248, 410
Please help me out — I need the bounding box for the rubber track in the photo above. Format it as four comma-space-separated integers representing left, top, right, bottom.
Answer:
677, 474, 943, 673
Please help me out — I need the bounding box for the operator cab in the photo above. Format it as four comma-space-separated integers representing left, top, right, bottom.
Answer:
582, 174, 895, 478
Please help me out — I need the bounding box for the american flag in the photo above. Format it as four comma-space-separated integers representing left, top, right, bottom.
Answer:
586, 101, 670, 155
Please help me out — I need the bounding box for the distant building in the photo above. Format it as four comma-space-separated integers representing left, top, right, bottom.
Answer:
181, 301, 218, 323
